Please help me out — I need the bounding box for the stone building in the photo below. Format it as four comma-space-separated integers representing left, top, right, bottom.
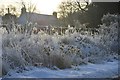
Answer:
17, 7, 58, 26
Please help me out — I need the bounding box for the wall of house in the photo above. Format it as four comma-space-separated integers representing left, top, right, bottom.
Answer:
0, 16, 2, 25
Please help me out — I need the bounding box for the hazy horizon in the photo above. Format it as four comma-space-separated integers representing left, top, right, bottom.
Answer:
0, 0, 119, 15
0, 0, 63, 15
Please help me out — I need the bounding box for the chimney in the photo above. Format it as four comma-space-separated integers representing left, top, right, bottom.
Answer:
8, 8, 10, 14
21, 6, 26, 14
53, 12, 57, 18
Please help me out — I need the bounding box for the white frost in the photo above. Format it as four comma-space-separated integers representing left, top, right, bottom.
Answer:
6, 60, 118, 78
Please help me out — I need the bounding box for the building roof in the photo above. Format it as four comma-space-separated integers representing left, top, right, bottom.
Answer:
17, 12, 58, 26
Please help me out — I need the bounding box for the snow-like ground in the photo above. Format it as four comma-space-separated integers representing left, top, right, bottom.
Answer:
4, 60, 118, 78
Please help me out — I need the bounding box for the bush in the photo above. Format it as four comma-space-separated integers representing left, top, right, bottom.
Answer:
50, 54, 72, 69
99, 14, 118, 54
1, 14, 118, 75
101, 13, 118, 26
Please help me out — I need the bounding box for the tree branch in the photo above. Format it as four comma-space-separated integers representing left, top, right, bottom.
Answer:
76, 0, 89, 11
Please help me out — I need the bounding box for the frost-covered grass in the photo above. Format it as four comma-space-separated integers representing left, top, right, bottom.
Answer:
4, 60, 118, 78
1, 14, 119, 77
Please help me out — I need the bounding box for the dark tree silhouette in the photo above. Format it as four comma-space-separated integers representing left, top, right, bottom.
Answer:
78, 2, 119, 28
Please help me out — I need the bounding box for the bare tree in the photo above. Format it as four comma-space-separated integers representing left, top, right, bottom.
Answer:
0, 6, 5, 16
20, 0, 37, 13
76, 0, 89, 11
0, 5, 18, 16
7, 5, 17, 15
58, 0, 91, 26
27, 2, 37, 13
58, 0, 90, 19
58, 1, 78, 19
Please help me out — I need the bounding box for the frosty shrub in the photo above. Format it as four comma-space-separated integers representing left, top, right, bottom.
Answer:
101, 13, 118, 26
99, 14, 119, 54
49, 54, 72, 69
1, 14, 118, 75
2, 26, 73, 75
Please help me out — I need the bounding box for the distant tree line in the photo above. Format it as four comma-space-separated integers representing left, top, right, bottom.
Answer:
58, 1, 119, 28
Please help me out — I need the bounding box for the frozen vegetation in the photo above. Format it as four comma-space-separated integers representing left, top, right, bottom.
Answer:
0, 14, 119, 78
4, 61, 118, 78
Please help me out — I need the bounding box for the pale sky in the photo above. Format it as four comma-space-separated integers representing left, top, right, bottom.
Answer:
0, 0, 119, 15
0, 0, 63, 15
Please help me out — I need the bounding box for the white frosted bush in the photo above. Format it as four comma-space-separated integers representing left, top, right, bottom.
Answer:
102, 13, 118, 26
99, 14, 118, 54
1, 14, 118, 75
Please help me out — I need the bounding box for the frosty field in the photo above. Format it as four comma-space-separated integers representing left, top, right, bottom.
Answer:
0, 14, 119, 79
4, 60, 118, 78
